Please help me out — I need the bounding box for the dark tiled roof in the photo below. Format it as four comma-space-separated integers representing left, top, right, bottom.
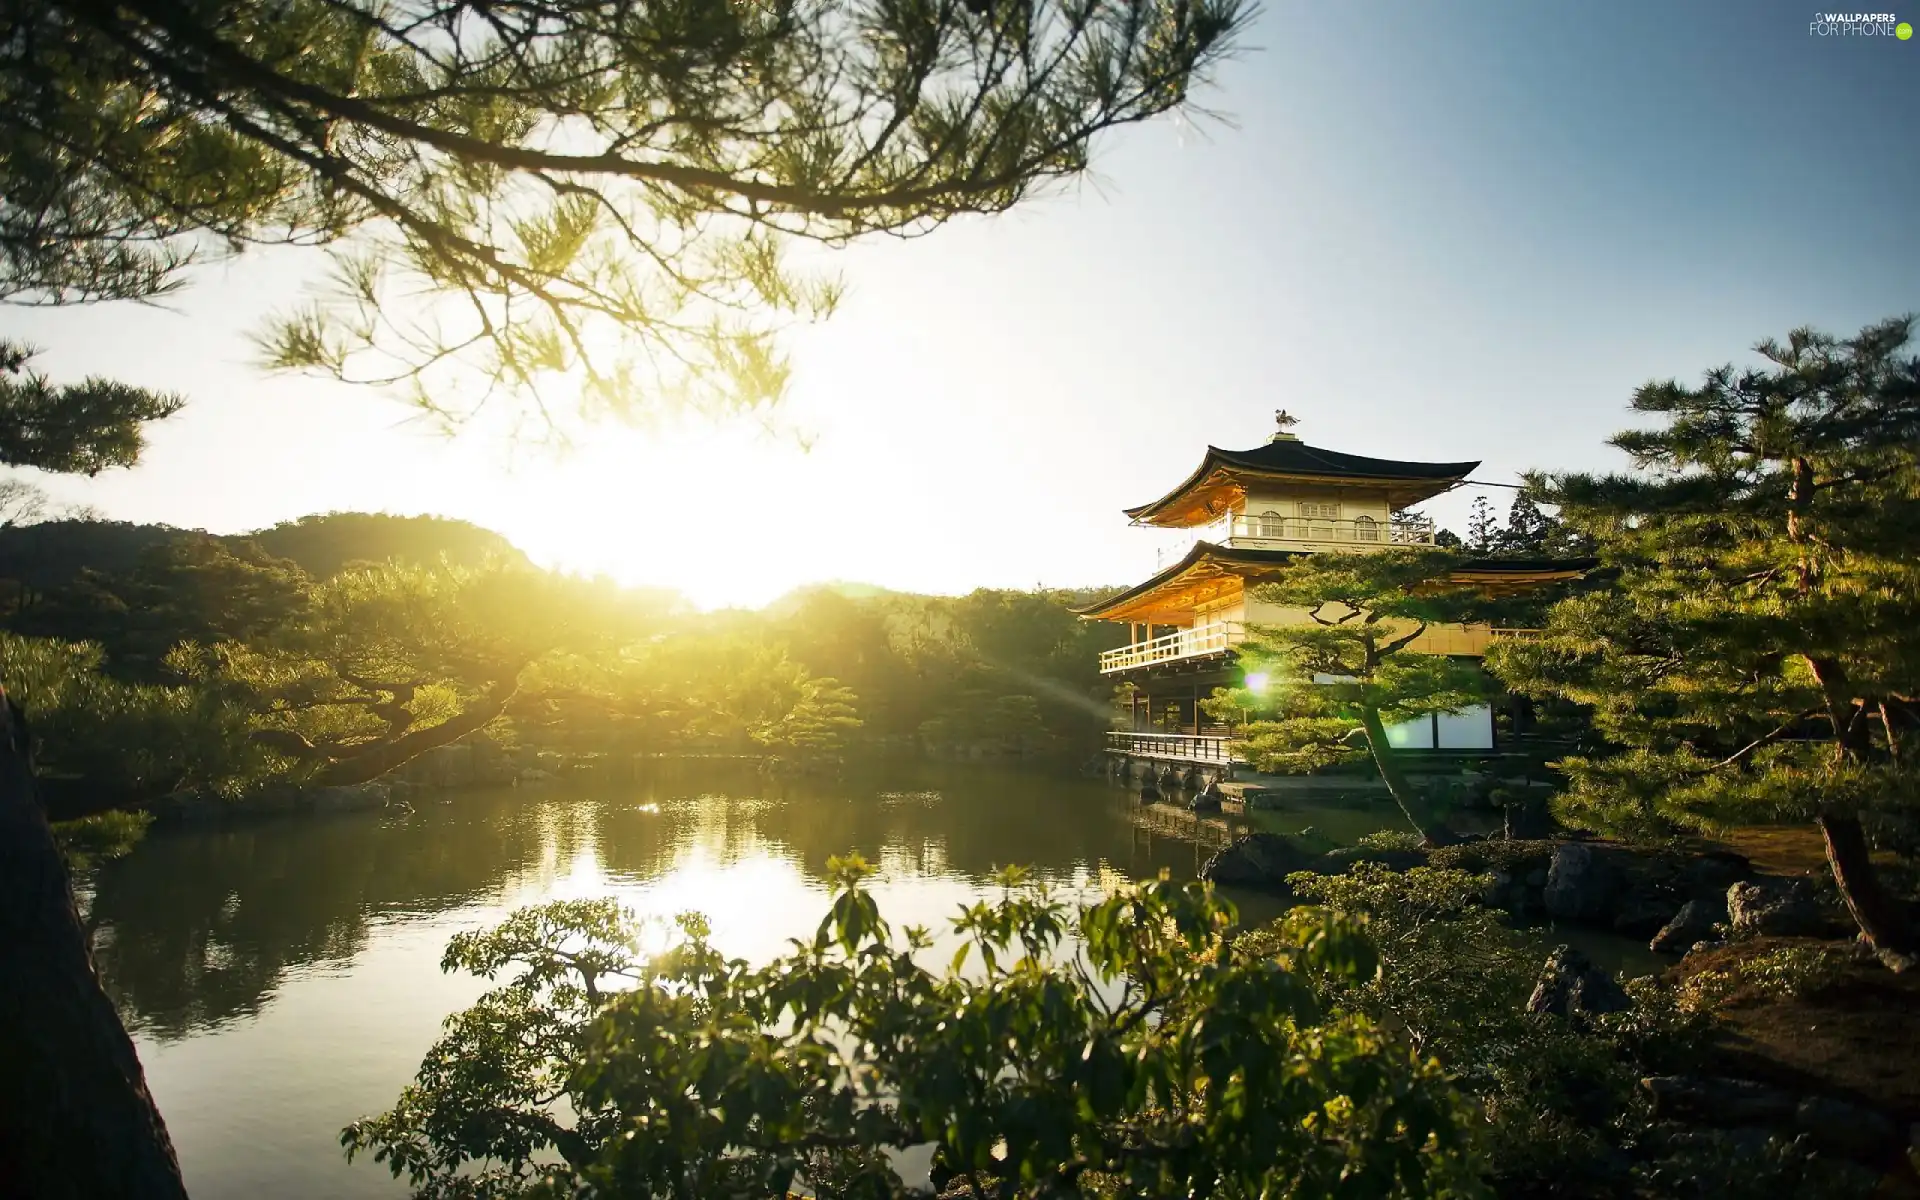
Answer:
1125, 441, 1481, 521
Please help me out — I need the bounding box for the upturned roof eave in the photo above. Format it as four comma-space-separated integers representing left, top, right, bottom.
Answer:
1074, 549, 1599, 620
1121, 444, 1484, 525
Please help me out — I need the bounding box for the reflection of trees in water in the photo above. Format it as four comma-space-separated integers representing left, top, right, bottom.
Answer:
91, 762, 1347, 1039
91, 797, 568, 1039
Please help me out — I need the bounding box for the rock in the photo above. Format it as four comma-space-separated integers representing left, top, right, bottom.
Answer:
515, 768, 554, 785
1680, 850, 1751, 893
152, 789, 231, 822
1543, 843, 1619, 921
1726, 879, 1827, 938
1189, 780, 1223, 812
1611, 893, 1681, 938
1650, 896, 1729, 953
1200, 833, 1321, 892
1138, 783, 1161, 803
402, 743, 475, 788
1524, 868, 1549, 889
1878, 947, 1917, 974
1795, 1096, 1898, 1161
305, 781, 392, 812
1640, 1076, 1798, 1126
1526, 945, 1631, 1021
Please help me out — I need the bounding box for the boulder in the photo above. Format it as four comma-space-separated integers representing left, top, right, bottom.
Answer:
1200, 833, 1321, 892
1543, 843, 1619, 921
1726, 879, 1827, 938
1680, 850, 1751, 894
401, 743, 475, 788
1878, 947, 1917, 974
1640, 1076, 1798, 1126
1189, 780, 1223, 813
304, 781, 392, 812
1526, 945, 1631, 1021
515, 768, 554, 785
1795, 1096, 1899, 1161
1649, 896, 1728, 954
1611, 892, 1681, 938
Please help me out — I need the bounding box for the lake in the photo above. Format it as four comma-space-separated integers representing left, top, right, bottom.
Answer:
80, 758, 1593, 1199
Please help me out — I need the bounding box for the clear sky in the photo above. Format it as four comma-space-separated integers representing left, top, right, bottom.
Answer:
5, 1, 1917, 609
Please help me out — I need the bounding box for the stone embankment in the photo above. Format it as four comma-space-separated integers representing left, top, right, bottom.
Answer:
1198, 832, 1865, 953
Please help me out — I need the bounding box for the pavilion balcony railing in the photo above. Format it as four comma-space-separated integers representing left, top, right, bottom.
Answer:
1098, 622, 1243, 674
1153, 513, 1435, 569
1106, 731, 1236, 764
1098, 622, 1544, 674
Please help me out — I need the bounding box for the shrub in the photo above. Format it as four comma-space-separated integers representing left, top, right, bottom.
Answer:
347, 860, 1486, 1199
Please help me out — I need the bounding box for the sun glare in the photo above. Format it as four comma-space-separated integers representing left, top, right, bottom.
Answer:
446, 422, 844, 610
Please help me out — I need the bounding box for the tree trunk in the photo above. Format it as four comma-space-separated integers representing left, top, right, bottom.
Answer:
1819, 810, 1915, 954
1804, 655, 1915, 953
1358, 705, 1460, 847
313, 675, 523, 786
0, 692, 190, 1199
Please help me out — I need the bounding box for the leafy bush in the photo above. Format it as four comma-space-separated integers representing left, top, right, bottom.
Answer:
1248, 865, 1724, 1198
1426, 838, 1555, 876
1676, 944, 1856, 1011
1, 631, 281, 797
347, 859, 1484, 1199
1354, 830, 1426, 853
50, 809, 154, 869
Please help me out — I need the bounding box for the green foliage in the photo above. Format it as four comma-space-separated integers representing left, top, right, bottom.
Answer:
1453, 487, 1595, 562
750, 675, 862, 759
0, 631, 278, 797
6, 515, 1126, 774
1217, 550, 1493, 759
1488, 315, 1920, 944
6, 0, 1247, 431
1215, 550, 1495, 841
0, 342, 183, 474
1425, 839, 1555, 876
249, 514, 539, 581
16, 535, 314, 682
1675, 944, 1856, 1011
1243, 865, 1823, 1198
1354, 830, 1427, 853
50, 809, 154, 869
348, 860, 1484, 1199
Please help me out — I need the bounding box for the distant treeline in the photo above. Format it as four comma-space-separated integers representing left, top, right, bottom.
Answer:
0, 513, 1132, 805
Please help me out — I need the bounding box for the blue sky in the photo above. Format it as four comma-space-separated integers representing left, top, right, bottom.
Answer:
6, 0, 1917, 607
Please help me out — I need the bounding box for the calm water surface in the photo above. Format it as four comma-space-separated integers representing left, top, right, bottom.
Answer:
82, 759, 1559, 1199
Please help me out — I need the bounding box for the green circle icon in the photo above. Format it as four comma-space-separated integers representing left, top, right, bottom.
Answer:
1899, 20, 1914, 38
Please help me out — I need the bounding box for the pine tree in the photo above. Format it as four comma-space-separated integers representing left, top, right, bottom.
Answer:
1465, 496, 1499, 553
1494, 491, 1552, 556
1207, 550, 1493, 845
1491, 315, 1920, 954
3, 0, 1248, 430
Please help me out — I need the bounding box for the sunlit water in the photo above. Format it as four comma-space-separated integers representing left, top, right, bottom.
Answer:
84, 759, 1643, 1199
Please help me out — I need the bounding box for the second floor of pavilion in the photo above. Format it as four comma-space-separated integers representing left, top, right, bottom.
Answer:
1122, 411, 1479, 555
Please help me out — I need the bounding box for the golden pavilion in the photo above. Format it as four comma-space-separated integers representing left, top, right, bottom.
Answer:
1078, 412, 1588, 768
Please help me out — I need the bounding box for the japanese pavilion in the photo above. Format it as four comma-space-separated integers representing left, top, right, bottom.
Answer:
1079, 412, 1588, 773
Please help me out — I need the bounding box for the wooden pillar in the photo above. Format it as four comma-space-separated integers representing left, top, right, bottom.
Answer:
1191, 683, 1201, 736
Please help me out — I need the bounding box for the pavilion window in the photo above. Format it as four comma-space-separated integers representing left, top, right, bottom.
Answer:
1257, 509, 1285, 539
1353, 515, 1379, 542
